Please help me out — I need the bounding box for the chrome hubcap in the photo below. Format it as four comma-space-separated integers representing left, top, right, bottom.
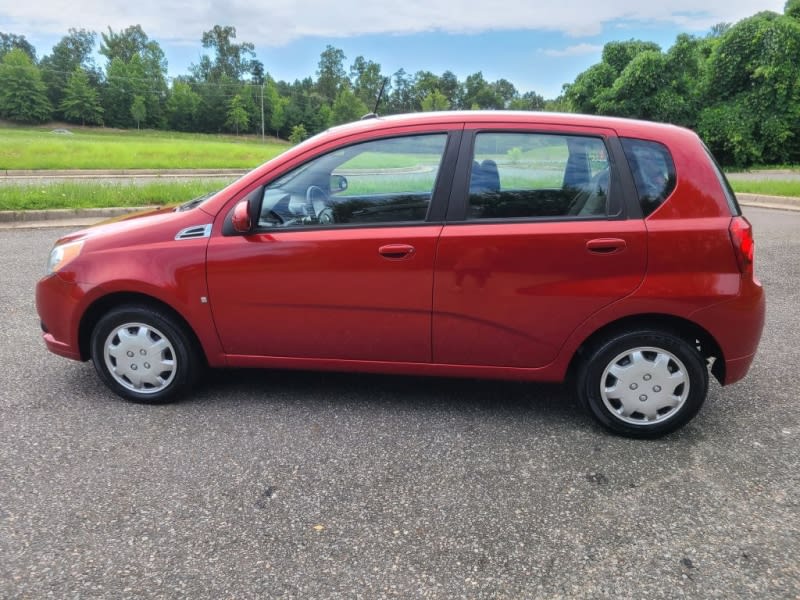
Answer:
600, 346, 689, 425
104, 323, 176, 394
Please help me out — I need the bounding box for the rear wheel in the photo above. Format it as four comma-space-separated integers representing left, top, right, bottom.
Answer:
90, 304, 199, 403
576, 330, 708, 438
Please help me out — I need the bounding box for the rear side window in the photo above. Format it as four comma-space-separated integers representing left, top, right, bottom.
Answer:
621, 138, 676, 217
703, 144, 742, 216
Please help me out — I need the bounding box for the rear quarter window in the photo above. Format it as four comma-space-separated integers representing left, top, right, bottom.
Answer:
621, 138, 676, 217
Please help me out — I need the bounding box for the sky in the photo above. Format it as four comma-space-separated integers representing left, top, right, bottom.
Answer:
0, 0, 786, 99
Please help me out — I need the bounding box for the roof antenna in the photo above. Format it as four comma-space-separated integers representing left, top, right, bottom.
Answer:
361, 77, 390, 120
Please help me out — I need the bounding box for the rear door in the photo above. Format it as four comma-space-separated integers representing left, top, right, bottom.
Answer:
432, 124, 647, 368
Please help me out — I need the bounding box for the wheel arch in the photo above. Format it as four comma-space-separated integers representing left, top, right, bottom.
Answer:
567, 313, 725, 384
78, 292, 207, 365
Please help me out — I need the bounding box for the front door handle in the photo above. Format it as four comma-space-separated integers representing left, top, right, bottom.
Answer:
378, 244, 416, 260
586, 238, 627, 254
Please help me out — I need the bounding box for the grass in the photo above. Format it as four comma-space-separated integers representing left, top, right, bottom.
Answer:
0, 125, 289, 170
0, 180, 231, 211
728, 179, 800, 198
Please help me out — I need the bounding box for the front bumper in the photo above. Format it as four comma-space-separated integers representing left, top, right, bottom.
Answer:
36, 273, 86, 362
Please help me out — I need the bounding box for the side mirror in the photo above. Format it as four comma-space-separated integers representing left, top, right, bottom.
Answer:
232, 199, 252, 233
330, 174, 348, 193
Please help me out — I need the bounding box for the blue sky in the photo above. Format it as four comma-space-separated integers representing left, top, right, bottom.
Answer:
0, 0, 786, 99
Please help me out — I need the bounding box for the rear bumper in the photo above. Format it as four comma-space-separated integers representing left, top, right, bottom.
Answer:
723, 352, 759, 386
691, 277, 765, 385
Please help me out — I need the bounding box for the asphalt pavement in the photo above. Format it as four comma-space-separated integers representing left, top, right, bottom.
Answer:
0, 207, 797, 599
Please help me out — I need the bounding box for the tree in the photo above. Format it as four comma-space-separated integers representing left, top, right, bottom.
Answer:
509, 91, 546, 111
100, 26, 168, 128
0, 49, 52, 123
350, 56, 384, 107
564, 63, 616, 113
462, 72, 502, 109
59, 67, 103, 125
196, 25, 255, 82
388, 68, 413, 113
699, 10, 800, 165
601, 40, 662, 73
264, 78, 287, 137
40, 29, 99, 117
317, 45, 347, 104
492, 78, 518, 108
0, 32, 37, 61
131, 95, 146, 129
289, 124, 308, 144
225, 94, 249, 134
439, 70, 462, 108
166, 81, 200, 131
786, 0, 800, 20
421, 89, 449, 111
331, 87, 368, 124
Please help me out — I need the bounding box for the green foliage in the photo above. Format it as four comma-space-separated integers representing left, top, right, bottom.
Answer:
421, 89, 449, 112
601, 40, 662, 73
786, 0, 800, 20
195, 25, 255, 82
0, 32, 37, 61
331, 87, 368, 125
509, 91, 546, 111
289, 124, 308, 144
131, 95, 146, 129
40, 28, 98, 116
59, 68, 103, 125
225, 94, 249, 134
166, 81, 200, 131
350, 56, 384, 106
0, 49, 52, 123
699, 10, 800, 165
564, 63, 616, 113
317, 45, 347, 103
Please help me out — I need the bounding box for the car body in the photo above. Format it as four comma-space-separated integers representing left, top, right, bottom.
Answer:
36, 111, 765, 437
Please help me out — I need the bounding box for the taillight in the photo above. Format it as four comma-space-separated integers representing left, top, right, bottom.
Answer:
729, 216, 754, 274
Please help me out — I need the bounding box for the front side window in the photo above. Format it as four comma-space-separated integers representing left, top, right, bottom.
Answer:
258, 134, 448, 228
467, 132, 613, 220
620, 138, 677, 217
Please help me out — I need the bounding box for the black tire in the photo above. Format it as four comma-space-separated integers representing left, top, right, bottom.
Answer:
90, 304, 200, 404
575, 330, 708, 438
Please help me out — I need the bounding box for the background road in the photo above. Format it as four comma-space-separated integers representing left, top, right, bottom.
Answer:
1, 208, 797, 599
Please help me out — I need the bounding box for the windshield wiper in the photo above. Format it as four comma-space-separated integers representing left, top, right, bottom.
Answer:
177, 191, 216, 211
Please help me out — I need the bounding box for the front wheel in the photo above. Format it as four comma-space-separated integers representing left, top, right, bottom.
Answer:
576, 330, 709, 438
90, 304, 200, 403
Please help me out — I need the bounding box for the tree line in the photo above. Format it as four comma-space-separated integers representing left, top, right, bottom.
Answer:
1, 1, 799, 166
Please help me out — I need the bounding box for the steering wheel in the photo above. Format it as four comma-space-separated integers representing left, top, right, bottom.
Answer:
305, 185, 330, 222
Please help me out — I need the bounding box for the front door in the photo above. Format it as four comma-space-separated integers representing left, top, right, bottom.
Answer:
206, 132, 452, 363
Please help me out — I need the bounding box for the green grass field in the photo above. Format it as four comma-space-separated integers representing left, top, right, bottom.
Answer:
0, 125, 288, 170
0, 181, 230, 211
728, 179, 800, 198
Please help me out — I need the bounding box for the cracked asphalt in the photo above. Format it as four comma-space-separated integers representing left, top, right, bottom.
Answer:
1, 207, 798, 599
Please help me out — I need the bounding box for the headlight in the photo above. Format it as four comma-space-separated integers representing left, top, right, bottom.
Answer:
46, 240, 84, 274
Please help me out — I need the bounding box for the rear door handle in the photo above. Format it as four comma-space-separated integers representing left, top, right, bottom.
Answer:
586, 238, 627, 254
378, 244, 416, 260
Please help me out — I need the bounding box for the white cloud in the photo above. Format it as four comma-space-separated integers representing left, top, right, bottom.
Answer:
543, 43, 604, 58
0, 0, 786, 46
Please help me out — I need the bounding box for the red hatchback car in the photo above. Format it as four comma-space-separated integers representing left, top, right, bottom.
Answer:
36, 112, 765, 437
